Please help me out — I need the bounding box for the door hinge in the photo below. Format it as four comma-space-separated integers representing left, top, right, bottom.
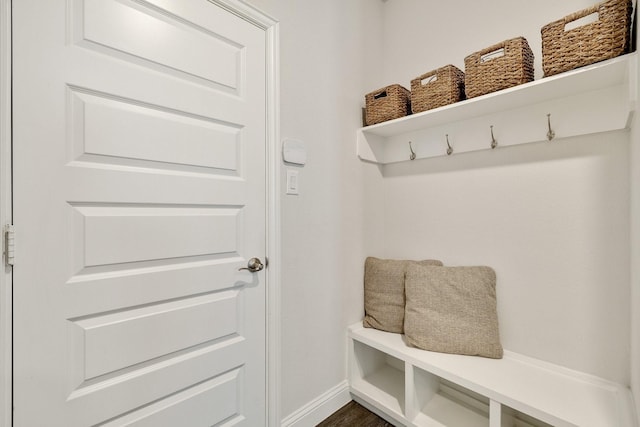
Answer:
4, 224, 14, 267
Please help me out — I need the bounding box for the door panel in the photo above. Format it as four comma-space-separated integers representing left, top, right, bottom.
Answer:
73, 90, 242, 172
76, 0, 242, 92
70, 290, 239, 380
98, 369, 243, 427
76, 205, 240, 266
13, 0, 267, 425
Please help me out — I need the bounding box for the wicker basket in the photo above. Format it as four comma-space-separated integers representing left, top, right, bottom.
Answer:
364, 84, 411, 126
410, 65, 465, 113
464, 37, 534, 99
541, 0, 633, 77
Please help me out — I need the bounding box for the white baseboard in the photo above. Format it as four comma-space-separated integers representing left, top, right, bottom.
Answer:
280, 381, 351, 427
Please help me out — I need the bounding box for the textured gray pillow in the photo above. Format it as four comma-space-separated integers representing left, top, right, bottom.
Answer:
404, 265, 503, 359
363, 257, 443, 333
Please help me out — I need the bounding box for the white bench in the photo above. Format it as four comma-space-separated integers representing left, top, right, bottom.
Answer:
348, 323, 637, 427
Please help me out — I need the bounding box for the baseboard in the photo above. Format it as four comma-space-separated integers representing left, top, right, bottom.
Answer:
280, 380, 351, 427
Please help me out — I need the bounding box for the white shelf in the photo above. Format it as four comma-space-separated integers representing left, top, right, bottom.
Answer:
348, 323, 638, 427
357, 54, 637, 164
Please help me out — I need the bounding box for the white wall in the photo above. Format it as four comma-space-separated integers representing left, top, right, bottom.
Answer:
242, 0, 385, 422
244, 0, 638, 422
381, 133, 630, 383
631, 93, 640, 420
630, 4, 640, 416
376, 0, 632, 385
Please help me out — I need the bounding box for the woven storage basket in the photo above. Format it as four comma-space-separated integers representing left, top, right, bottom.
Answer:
365, 84, 411, 126
541, 0, 632, 77
411, 65, 465, 114
464, 37, 534, 99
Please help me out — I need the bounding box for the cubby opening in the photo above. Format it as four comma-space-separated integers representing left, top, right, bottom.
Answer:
351, 340, 405, 416
412, 367, 489, 427
499, 403, 553, 427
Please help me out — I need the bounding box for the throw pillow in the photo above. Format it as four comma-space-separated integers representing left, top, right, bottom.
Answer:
404, 264, 503, 359
363, 257, 443, 333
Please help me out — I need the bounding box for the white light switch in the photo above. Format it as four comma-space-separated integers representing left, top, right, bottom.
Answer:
286, 169, 299, 195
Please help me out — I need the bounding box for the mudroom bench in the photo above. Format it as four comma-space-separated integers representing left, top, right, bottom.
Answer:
348, 323, 637, 427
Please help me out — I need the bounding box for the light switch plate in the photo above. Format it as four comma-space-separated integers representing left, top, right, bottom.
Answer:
286, 169, 299, 195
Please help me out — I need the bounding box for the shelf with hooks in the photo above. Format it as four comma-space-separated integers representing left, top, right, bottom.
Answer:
357, 53, 637, 164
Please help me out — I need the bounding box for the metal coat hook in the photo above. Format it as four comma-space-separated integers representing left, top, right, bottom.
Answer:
546, 113, 555, 141
490, 125, 497, 149
408, 141, 416, 160
445, 134, 453, 156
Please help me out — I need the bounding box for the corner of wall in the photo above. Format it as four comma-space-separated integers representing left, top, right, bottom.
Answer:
631, 102, 640, 424
631, 3, 640, 416
631, 81, 640, 427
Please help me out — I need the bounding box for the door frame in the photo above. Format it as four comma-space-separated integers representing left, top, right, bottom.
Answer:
0, 0, 281, 425
0, 0, 12, 426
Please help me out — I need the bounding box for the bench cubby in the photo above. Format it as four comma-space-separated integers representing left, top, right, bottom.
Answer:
348, 323, 637, 427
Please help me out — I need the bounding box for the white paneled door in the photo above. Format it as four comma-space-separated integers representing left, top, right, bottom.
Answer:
12, 0, 268, 425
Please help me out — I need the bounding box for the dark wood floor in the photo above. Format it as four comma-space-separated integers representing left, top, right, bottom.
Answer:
316, 401, 395, 427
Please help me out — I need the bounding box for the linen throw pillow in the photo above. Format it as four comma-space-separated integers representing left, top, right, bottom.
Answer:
404, 264, 503, 359
363, 257, 443, 333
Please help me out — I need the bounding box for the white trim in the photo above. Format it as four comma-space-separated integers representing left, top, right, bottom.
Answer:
265, 21, 282, 427
207, 5, 284, 424
280, 381, 352, 427
211, 0, 278, 29
0, 0, 11, 426
209, 1, 281, 425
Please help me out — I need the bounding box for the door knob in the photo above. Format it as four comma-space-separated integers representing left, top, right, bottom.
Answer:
238, 257, 264, 273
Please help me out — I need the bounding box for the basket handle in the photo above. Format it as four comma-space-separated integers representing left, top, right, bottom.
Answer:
373, 90, 387, 100
420, 73, 438, 85
476, 41, 507, 63
563, 4, 600, 32
480, 48, 505, 63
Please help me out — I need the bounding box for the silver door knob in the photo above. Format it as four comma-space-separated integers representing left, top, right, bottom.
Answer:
238, 257, 264, 273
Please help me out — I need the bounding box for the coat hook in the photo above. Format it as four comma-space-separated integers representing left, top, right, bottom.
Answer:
490, 125, 497, 149
546, 113, 555, 141
408, 141, 416, 160
445, 134, 453, 156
